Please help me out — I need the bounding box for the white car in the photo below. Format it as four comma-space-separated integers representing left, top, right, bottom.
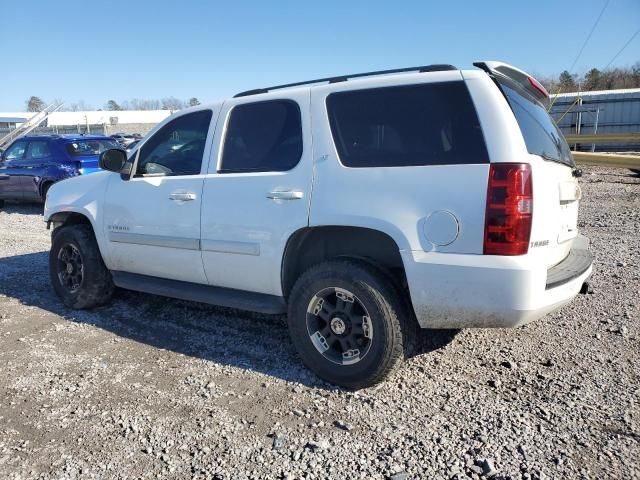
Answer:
44, 61, 592, 388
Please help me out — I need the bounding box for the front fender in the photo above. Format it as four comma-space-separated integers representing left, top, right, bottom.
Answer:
44, 171, 113, 257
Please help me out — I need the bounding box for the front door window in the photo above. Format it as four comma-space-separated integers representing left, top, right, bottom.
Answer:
135, 110, 213, 176
4, 141, 28, 161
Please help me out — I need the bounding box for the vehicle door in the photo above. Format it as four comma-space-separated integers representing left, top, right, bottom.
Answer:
103, 108, 219, 284
200, 90, 313, 296
20, 140, 54, 201
0, 140, 28, 200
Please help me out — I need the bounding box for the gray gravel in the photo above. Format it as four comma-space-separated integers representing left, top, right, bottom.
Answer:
0, 166, 638, 480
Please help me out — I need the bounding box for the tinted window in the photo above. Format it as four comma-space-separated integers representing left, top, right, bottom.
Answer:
65, 139, 119, 156
499, 80, 574, 167
26, 141, 51, 159
220, 100, 302, 173
136, 110, 212, 176
4, 141, 27, 161
327, 82, 488, 168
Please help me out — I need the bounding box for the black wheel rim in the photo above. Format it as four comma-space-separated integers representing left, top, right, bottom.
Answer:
306, 287, 373, 365
57, 243, 84, 294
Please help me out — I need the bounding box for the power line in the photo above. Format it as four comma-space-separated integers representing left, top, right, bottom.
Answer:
568, 0, 610, 73
548, 0, 609, 110
602, 27, 640, 70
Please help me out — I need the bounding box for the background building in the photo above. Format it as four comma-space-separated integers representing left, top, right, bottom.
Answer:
0, 110, 172, 138
550, 88, 640, 152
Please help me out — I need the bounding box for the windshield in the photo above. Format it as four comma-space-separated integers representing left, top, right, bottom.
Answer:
498, 79, 574, 167
65, 139, 120, 156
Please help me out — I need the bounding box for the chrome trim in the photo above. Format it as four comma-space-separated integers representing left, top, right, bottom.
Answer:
108, 232, 200, 250
266, 190, 304, 200
169, 192, 197, 201
200, 239, 260, 256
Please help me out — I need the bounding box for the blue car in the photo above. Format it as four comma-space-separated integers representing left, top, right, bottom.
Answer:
0, 134, 120, 207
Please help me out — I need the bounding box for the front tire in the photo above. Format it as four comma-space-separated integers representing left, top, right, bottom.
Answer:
287, 260, 409, 389
49, 224, 114, 309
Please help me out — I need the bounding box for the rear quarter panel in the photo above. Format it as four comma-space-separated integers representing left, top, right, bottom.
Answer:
464, 70, 579, 268
310, 71, 495, 255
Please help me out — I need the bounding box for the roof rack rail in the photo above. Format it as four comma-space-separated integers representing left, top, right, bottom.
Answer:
234, 64, 457, 98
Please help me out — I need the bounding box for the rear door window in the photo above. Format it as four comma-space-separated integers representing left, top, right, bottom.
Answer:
219, 100, 303, 173
65, 139, 119, 156
26, 141, 51, 160
326, 82, 489, 168
498, 79, 574, 167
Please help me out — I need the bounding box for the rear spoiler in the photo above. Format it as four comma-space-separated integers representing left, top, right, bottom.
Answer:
474, 61, 550, 109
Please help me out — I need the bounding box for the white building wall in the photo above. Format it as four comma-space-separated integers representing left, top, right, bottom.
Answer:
0, 110, 172, 126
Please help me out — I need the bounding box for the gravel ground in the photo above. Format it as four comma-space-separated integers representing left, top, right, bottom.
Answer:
0, 166, 638, 480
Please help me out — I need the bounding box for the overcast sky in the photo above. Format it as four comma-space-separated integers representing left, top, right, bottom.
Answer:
2, 0, 639, 110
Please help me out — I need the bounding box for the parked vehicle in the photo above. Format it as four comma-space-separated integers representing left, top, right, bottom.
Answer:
125, 140, 141, 153
44, 61, 593, 388
110, 133, 136, 146
0, 134, 119, 207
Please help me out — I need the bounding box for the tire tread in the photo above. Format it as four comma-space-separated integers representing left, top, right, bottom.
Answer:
288, 258, 412, 389
50, 224, 114, 309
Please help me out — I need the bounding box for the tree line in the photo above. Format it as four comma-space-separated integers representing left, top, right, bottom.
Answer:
24, 62, 640, 111
25, 96, 201, 112
538, 62, 640, 94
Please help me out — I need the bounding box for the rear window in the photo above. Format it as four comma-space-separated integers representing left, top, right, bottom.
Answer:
65, 139, 120, 156
498, 80, 574, 167
327, 82, 489, 168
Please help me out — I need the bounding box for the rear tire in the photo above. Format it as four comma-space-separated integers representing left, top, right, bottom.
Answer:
50, 224, 114, 309
287, 259, 409, 389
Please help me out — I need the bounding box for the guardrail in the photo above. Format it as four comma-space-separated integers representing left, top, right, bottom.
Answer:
573, 152, 640, 169
564, 132, 640, 144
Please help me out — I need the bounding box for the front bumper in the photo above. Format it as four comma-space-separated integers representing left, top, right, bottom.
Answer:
402, 235, 593, 329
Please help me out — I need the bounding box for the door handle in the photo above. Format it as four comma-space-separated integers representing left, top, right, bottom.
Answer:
169, 192, 197, 201
266, 190, 304, 200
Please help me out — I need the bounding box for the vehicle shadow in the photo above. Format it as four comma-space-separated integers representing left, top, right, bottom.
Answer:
0, 202, 44, 216
0, 251, 457, 389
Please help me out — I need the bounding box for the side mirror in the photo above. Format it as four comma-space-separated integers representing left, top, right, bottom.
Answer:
99, 148, 127, 173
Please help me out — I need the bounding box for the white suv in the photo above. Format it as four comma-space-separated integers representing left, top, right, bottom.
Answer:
44, 61, 593, 388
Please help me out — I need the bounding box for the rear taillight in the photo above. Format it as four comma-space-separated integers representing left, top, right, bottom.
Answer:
484, 163, 533, 255
528, 76, 549, 99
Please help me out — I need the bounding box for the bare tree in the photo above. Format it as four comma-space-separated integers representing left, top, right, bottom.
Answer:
26, 96, 46, 112
188, 97, 201, 107
67, 100, 92, 112
129, 98, 162, 110
161, 97, 185, 111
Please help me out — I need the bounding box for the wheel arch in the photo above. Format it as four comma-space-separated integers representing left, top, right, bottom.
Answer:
39, 179, 56, 200
48, 210, 92, 229
281, 225, 408, 299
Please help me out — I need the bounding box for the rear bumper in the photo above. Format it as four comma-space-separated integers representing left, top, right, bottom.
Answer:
402, 235, 593, 329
